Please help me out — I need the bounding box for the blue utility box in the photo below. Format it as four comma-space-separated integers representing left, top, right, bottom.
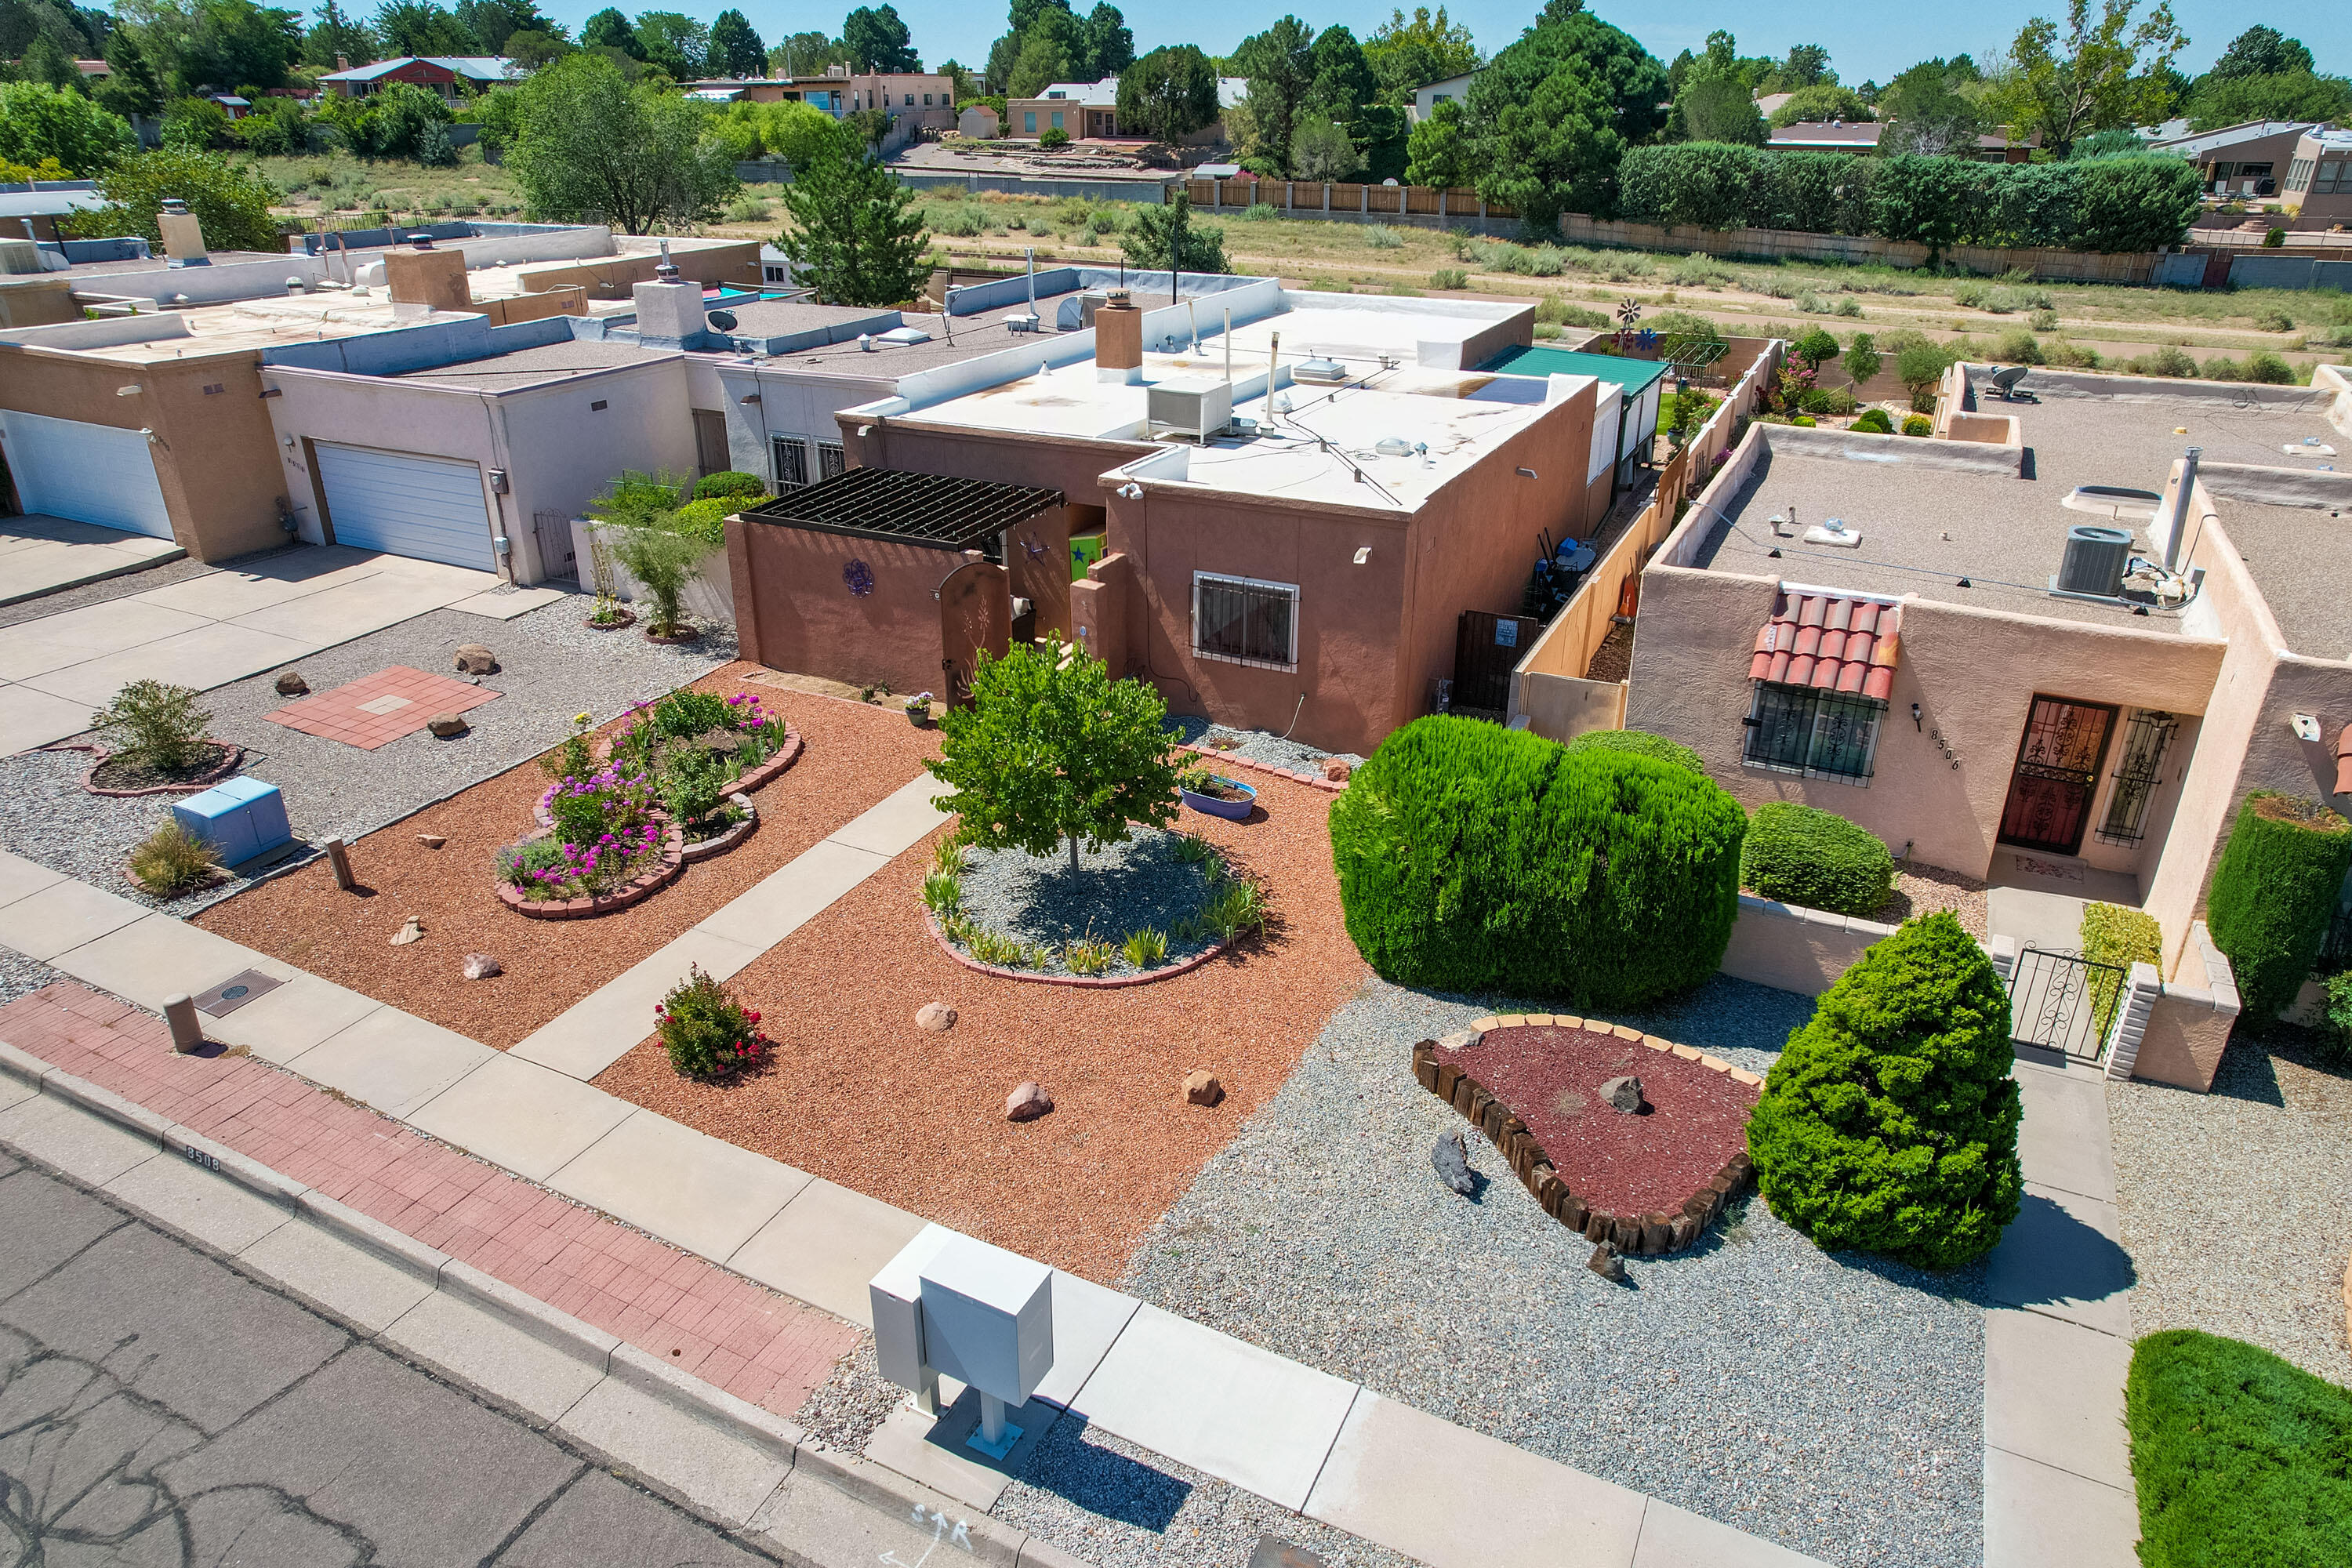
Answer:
172, 777, 292, 867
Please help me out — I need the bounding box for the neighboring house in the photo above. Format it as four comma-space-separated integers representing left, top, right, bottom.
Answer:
2148, 119, 2324, 201
1765, 120, 2038, 162
692, 71, 956, 132
1006, 78, 1247, 143
2280, 126, 2352, 225
209, 95, 251, 119
1610, 361, 2352, 1000
1753, 91, 1794, 122
318, 56, 514, 100
1413, 70, 1480, 124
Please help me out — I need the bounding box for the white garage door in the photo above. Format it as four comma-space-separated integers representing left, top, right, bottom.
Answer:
315, 442, 495, 570
0, 409, 173, 538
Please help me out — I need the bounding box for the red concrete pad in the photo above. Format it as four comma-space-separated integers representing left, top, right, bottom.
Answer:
265, 666, 500, 750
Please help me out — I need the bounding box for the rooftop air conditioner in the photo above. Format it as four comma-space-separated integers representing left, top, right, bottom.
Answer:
1147, 377, 1232, 442
2053, 524, 2133, 601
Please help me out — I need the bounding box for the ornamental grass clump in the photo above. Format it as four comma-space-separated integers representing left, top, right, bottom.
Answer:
1746, 912, 2023, 1270
128, 817, 220, 896
1740, 801, 1896, 918
2204, 792, 2352, 1019
1330, 715, 1746, 1007
656, 964, 771, 1078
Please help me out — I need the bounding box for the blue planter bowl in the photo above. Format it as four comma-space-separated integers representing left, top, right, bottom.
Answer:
1180, 777, 1257, 820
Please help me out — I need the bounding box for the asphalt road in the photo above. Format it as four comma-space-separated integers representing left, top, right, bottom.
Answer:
0, 1142, 956, 1568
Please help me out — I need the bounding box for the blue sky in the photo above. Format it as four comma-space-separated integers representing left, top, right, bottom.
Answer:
524, 0, 2345, 84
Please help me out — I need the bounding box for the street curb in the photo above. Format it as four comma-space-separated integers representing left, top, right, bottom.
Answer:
0, 1048, 1094, 1567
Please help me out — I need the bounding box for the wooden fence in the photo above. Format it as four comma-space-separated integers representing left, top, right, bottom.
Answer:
1180, 178, 1514, 222
1507, 338, 1785, 742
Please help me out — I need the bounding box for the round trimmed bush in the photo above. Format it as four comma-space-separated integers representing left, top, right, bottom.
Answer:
1746, 912, 2023, 1269
1330, 715, 1747, 1007
1850, 407, 1894, 434
1740, 800, 1895, 918
2205, 792, 2352, 1018
1563, 728, 1704, 775
693, 470, 767, 501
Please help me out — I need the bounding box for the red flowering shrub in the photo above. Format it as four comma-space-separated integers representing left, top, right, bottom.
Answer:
656, 964, 770, 1078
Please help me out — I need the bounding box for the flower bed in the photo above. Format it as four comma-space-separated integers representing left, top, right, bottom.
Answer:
1414, 1017, 1764, 1255
499, 760, 682, 919
535, 691, 800, 846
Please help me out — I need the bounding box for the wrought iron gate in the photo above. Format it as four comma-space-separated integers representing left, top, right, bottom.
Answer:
2007, 946, 2126, 1064
1453, 611, 1539, 716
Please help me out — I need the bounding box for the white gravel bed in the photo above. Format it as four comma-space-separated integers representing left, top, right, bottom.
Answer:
949, 828, 1219, 978
1168, 716, 1364, 775
2109, 1029, 2352, 1387
1117, 977, 1986, 1568
0, 596, 731, 918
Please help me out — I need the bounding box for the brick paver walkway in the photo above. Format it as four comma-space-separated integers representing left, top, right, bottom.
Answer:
0, 982, 856, 1416
266, 666, 500, 749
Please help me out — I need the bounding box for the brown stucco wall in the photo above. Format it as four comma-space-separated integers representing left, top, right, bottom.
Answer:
1071, 550, 1133, 675
1625, 562, 2227, 878
1005, 502, 1073, 639
516, 241, 760, 299
728, 515, 985, 695
0, 344, 287, 561
1719, 896, 1898, 996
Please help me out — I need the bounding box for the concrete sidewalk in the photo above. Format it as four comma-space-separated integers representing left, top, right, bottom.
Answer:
0, 848, 1828, 1568
1980, 1057, 2142, 1567
0, 543, 562, 755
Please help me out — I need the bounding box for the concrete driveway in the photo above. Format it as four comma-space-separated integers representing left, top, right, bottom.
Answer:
0, 514, 184, 608
0, 544, 564, 755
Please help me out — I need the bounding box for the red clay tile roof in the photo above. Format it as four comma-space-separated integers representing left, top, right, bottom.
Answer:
1748, 591, 1900, 702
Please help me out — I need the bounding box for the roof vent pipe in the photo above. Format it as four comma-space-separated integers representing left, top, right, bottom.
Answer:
2162, 445, 2200, 572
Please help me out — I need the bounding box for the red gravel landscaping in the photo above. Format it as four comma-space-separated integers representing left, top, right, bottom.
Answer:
1450, 1024, 1759, 1217
195, 667, 942, 1047
592, 768, 1371, 1286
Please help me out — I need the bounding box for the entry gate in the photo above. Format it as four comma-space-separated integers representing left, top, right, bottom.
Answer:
1453, 611, 1541, 716
2006, 946, 2126, 1064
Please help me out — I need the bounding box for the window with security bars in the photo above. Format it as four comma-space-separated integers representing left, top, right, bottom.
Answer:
2096, 709, 2177, 846
771, 436, 809, 489
816, 441, 847, 481
1742, 682, 1883, 784
1192, 572, 1298, 669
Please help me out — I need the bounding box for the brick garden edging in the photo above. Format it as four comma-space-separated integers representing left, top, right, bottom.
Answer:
924, 910, 1230, 987
679, 798, 757, 863
1413, 1017, 1766, 1256
1178, 742, 1350, 794
535, 728, 802, 829
55, 741, 245, 797
499, 819, 686, 920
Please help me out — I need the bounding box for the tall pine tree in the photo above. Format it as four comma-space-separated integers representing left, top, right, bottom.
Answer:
776, 126, 931, 306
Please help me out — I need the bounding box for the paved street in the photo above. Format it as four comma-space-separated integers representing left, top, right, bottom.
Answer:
0, 1143, 966, 1568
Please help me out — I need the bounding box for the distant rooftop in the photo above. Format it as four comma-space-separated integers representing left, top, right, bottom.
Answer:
389, 338, 676, 390
0, 294, 472, 364
2147, 118, 2321, 155
318, 56, 512, 82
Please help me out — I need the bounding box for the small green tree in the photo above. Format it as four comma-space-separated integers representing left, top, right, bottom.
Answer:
1290, 114, 1363, 180
1791, 326, 1839, 370
506, 53, 739, 233
608, 524, 702, 637
775, 124, 934, 307
1746, 912, 2023, 1270
1117, 44, 1219, 146
0, 82, 137, 176
1894, 342, 1950, 406
925, 641, 1182, 875
64, 149, 281, 255
1842, 332, 1881, 388
1119, 190, 1228, 276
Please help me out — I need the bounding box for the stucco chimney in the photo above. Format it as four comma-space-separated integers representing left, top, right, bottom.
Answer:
335, 53, 349, 71
1095, 289, 1142, 384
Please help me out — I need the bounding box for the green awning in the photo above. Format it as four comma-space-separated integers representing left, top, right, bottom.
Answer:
1477, 344, 1673, 396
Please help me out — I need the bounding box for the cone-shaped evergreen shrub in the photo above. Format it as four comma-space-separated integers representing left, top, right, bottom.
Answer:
1746, 911, 2022, 1269
2204, 793, 2352, 1020
1329, 715, 1745, 1007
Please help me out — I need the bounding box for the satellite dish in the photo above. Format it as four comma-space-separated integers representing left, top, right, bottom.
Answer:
706, 309, 738, 332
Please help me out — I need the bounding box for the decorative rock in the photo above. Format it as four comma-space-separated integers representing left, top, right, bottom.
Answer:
463, 953, 502, 980
417, 833, 446, 849
1437, 1029, 1480, 1052
1321, 757, 1352, 783
1587, 1240, 1627, 1283
390, 915, 424, 946
1182, 1069, 1224, 1107
915, 1002, 956, 1033
274, 670, 308, 695
453, 643, 497, 673
427, 713, 469, 738
1600, 1075, 1646, 1115
1432, 1128, 1475, 1196
1004, 1081, 1053, 1122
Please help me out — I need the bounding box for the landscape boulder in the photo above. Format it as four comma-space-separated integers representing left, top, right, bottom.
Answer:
1432, 1128, 1475, 1196
915, 1002, 956, 1033
1322, 757, 1352, 783
1004, 1081, 1053, 1122
1600, 1075, 1646, 1115
390, 915, 424, 946
274, 670, 308, 695
427, 713, 469, 739
417, 833, 446, 849
1182, 1069, 1224, 1107
453, 644, 498, 674
1587, 1240, 1627, 1282
463, 953, 502, 980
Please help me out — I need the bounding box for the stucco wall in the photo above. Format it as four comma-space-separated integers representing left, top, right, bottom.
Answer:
729, 519, 993, 696
2129, 921, 2242, 1091
1720, 895, 1898, 996
0, 344, 288, 561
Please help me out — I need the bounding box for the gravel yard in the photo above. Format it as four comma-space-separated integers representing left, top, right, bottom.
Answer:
1168, 716, 1363, 775
2110, 1027, 2352, 1388
593, 768, 1367, 1282
1873, 862, 1990, 939
194, 673, 941, 1047
1, 597, 733, 917
949, 828, 1220, 977
1120, 978, 1987, 1568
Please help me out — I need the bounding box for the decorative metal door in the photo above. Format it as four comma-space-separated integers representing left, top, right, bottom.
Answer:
2008, 946, 2127, 1064
1998, 696, 2118, 855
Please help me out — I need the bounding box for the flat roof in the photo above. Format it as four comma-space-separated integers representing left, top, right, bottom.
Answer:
389, 338, 677, 390
739, 299, 1079, 377
1482, 344, 1671, 394
1, 294, 474, 363
742, 466, 1062, 550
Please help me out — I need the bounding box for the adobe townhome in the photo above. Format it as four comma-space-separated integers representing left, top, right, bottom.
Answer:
725, 285, 1652, 755
1613, 358, 2352, 996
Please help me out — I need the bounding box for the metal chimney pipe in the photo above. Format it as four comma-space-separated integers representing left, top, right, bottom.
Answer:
1267, 330, 1280, 405
1023, 247, 1034, 316
2163, 446, 2201, 572
1223, 307, 1232, 385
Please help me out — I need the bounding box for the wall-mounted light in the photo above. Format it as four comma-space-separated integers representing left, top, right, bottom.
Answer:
1353, 546, 1370, 564
1911, 702, 1922, 731
2292, 713, 2322, 742
116, 384, 142, 397
1116, 481, 1143, 499
281, 434, 296, 448
738, 392, 761, 404
258, 387, 282, 398
1516, 466, 1537, 478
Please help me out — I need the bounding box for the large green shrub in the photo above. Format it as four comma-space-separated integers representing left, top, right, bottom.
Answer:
1746, 912, 2023, 1269
1330, 716, 1746, 1007
1562, 728, 1704, 775
2205, 793, 2352, 1018
1740, 801, 1895, 918
2126, 1330, 2352, 1567
693, 470, 768, 501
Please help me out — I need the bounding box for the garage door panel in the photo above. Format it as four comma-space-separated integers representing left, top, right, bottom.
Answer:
0, 410, 174, 538
315, 443, 495, 571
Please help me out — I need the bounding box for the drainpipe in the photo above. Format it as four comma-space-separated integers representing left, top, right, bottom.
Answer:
2162, 446, 2200, 572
